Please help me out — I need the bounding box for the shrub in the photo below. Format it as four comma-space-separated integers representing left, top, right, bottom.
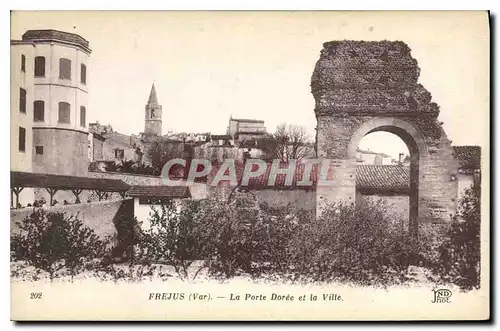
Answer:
437, 186, 481, 290
11, 209, 109, 280
136, 199, 206, 280
110, 214, 143, 262
285, 200, 428, 285
201, 195, 430, 286
199, 191, 272, 279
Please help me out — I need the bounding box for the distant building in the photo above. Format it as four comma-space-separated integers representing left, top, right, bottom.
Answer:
227, 117, 267, 143
356, 148, 393, 165
210, 134, 234, 147
89, 123, 142, 163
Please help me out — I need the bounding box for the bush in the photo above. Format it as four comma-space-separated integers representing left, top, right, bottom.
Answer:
284, 200, 428, 285
110, 214, 142, 262
136, 199, 206, 279
11, 209, 109, 280
201, 195, 430, 286
436, 186, 481, 290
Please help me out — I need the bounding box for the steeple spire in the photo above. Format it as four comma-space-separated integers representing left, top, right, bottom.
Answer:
147, 83, 158, 106
144, 82, 162, 136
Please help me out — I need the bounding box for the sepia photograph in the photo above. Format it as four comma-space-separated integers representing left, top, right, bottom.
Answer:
9, 10, 490, 321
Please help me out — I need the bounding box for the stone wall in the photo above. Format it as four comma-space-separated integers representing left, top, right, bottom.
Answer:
255, 189, 316, 212
11, 198, 134, 240
312, 41, 458, 228
32, 128, 89, 176
92, 135, 104, 160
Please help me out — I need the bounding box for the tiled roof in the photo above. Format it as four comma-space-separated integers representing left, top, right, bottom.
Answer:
127, 186, 191, 198
22, 29, 91, 53
453, 146, 481, 173
11, 171, 130, 192
355, 165, 410, 192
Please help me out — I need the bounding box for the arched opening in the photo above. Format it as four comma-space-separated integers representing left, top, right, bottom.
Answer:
347, 118, 426, 237
356, 131, 415, 234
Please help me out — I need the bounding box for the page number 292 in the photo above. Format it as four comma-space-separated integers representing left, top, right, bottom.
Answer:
30, 292, 43, 299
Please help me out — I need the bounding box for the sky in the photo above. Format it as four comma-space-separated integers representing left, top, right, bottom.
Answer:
11, 11, 489, 160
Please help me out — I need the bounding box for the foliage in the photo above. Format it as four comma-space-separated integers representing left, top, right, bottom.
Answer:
258, 123, 313, 162
146, 139, 188, 175
104, 160, 157, 176
11, 209, 109, 280
285, 201, 430, 285
436, 186, 481, 290
198, 195, 431, 286
110, 214, 143, 262
136, 200, 206, 280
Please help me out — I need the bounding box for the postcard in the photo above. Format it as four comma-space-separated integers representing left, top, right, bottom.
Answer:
10, 10, 490, 321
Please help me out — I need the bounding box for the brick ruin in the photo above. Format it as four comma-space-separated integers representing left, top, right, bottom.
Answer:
311, 41, 458, 234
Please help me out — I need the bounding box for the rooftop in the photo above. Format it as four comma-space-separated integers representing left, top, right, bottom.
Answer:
127, 185, 191, 199
356, 165, 410, 193
230, 118, 265, 124
11, 171, 130, 192
20, 29, 91, 53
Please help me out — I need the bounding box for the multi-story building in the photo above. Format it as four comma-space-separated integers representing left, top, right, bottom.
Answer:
11, 29, 92, 177
11, 29, 92, 206
227, 117, 267, 143
11, 39, 35, 206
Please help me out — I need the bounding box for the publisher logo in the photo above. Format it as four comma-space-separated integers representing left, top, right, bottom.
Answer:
431, 289, 452, 303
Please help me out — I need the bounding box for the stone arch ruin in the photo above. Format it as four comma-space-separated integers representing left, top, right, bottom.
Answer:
311, 41, 458, 235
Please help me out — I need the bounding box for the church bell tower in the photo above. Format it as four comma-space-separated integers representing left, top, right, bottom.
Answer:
144, 83, 162, 136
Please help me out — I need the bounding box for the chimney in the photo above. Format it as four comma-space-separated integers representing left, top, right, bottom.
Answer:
398, 153, 404, 165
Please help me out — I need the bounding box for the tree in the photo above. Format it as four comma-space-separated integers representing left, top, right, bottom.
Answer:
11, 209, 108, 281
259, 123, 313, 162
437, 186, 481, 290
146, 139, 187, 175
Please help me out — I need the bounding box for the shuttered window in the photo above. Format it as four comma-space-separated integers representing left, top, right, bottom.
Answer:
58, 102, 71, 123
34, 100, 44, 122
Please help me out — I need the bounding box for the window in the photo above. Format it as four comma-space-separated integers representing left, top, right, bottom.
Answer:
59, 58, 71, 80
114, 148, 124, 160
35, 146, 44, 155
18, 127, 26, 152
80, 106, 86, 127
21, 54, 26, 72
33, 100, 44, 122
58, 102, 71, 123
80, 64, 86, 84
151, 109, 155, 118
19, 88, 26, 113
34, 56, 45, 77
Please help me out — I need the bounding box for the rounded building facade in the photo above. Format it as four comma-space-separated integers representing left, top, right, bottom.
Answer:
23, 30, 91, 176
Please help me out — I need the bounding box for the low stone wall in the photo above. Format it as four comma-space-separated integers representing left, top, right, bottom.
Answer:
254, 189, 316, 212
88, 171, 163, 186
11, 199, 134, 240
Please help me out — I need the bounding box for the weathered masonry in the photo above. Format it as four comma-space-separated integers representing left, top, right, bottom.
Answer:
311, 41, 458, 234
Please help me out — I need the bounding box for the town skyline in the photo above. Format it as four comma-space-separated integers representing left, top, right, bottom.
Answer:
11, 11, 489, 160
